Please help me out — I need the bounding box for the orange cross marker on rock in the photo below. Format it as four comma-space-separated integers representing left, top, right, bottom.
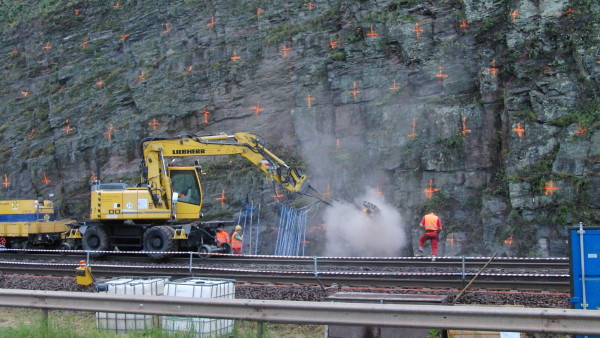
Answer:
215, 189, 226, 207
63, 119, 73, 134
487, 59, 499, 77
375, 186, 383, 195
26, 129, 35, 139
2, 174, 10, 188
257, 8, 265, 17
120, 33, 130, 43
366, 25, 378, 38
103, 124, 115, 141
459, 20, 469, 31
304, 94, 315, 107
504, 234, 513, 247
543, 180, 560, 195
329, 39, 339, 49
280, 45, 291, 57
96, 78, 104, 87
81, 39, 89, 48
134, 71, 146, 82
322, 184, 332, 197
413, 22, 424, 39
163, 23, 171, 34
90, 170, 97, 181
41, 173, 52, 185
21, 91, 31, 97
510, 10, 519, 23
74, 8, 81, 15
43, 42, 53, 51
557, 8, 575, 17
9, 49, 18, 55
272, 186, 285, 202
424, 179, 440, 199
112, 2, 122, 9
183, 65, 193, 75
460, 116, 471, 136
389, 80, 400, 90
207, 17, 215, 28
348, 81, 360, 101
573, 122, 588, 135
148, 118, 160, 130
304, 2, 315, 11
435, 66, 448, 82
250, 102, 264, 115
201, 109, 211, 124
513, 122, 526, 138
230, 51, 241, 62
408, 118, 418, 138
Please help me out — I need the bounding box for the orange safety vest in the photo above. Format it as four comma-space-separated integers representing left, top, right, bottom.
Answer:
216, 231, 230, 246
422, 213, 441, 231
230, 230, 242, 249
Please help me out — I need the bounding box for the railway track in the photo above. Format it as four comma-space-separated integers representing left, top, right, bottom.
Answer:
0, 250, 570, 291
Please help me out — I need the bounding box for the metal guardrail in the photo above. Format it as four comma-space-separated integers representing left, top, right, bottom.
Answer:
0, 289, 599, 335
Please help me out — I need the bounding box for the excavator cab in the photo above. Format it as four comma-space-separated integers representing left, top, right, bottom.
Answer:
168, 167, 202, 219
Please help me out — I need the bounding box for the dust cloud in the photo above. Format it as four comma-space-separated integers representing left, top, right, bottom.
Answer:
322, 188, 407, 257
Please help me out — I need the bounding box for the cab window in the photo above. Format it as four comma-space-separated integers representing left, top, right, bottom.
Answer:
170, 170, 200, 205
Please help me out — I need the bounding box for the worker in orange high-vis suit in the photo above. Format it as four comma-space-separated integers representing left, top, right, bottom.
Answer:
417, 211, 442, 260
215, 228, 230, 248
230, 225, 243, 254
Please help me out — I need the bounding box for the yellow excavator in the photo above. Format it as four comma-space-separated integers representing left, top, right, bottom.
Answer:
68, 132, 319, 259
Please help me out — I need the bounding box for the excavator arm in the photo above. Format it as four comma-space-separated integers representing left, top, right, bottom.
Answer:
140, 132, 309, 210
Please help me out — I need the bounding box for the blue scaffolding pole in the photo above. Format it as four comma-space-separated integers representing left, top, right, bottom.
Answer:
237, 201, 261, 255
274, 204, 310, 256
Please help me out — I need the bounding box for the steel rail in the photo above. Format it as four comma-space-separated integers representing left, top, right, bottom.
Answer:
0, 289, 597, 334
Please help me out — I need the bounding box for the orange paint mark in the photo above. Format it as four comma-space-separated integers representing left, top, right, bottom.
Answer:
412, 22, 424, 39
513, 123, 526, 138
112, 2, 122, 9
201, 109, 211, 124
335, 138, 341, 152
304, 2, 315, 11
9, 49, 18, 55
329, 39, 339, 49
256, 8, 265, 17
304, 94, 315, 108
460, 116, 471, 136
207, 17, 215, 28
43, 42, 53, 51
134, 71, 146, 82
487, 59, 499, 77
74, 8, 81, 15
103, 124, 115, 141
250, 102, 264, 115
41, 173, 52, 185
120, 33, 130, 43
596, 60, 600, 65
435, 65, 448, 82
280, 45, 292, 57
308, 225, 326, 233
459, 20, 469, 31
215, 189, 226, 207
148, 118, 161, 131
96, 78, 104, 87
272, 186, 285, 202
389, 80, 400, 91
90, 170, 97, 181
183, 65, 193, 75
27, 129, 35, 139
573, 122, 588, 135
542, 66, 552, 73
447, 233, 456, 247
20, 91, 31, 97
163, 23, 171, 34
80, 39, 89, 48
543, 180, 560, 196
230, 51, 241, 62
301, 240, 311, 245
348, 81, 360, 101
63, 119, 73, 134
375, 186, 383, 195
322, 184, 332, 197
366, 25, 378, 38
510, 10, 519, 23
408, 118, 418, 138
557, 8, 575, 17
424, 179, 440, 199
2, 174, 10, 188
504, 234, 513, 247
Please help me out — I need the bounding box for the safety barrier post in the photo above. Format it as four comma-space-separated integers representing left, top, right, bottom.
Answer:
578, 222, 588, 309
461, 256, 466, 283
188, 251, 193, 275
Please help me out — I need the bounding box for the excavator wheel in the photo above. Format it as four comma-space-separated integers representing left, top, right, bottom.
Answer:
197, 244, 212, 260
143, 226, 177, 260
81, 226, 110, 257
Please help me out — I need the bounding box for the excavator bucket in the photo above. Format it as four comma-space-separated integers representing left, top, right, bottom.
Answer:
362, 201, 380, 215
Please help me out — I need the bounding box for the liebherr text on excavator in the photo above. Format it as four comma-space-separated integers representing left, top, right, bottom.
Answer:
66, 132, 312, 259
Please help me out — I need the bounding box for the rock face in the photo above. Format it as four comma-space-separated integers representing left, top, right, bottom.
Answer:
0, 0, 598, 257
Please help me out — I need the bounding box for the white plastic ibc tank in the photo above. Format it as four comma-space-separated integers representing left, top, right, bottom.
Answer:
96, 276, 170, 333
162, 277, 235, 337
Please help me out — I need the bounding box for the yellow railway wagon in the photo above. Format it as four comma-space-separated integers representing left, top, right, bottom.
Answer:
0, 200, 70, 249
